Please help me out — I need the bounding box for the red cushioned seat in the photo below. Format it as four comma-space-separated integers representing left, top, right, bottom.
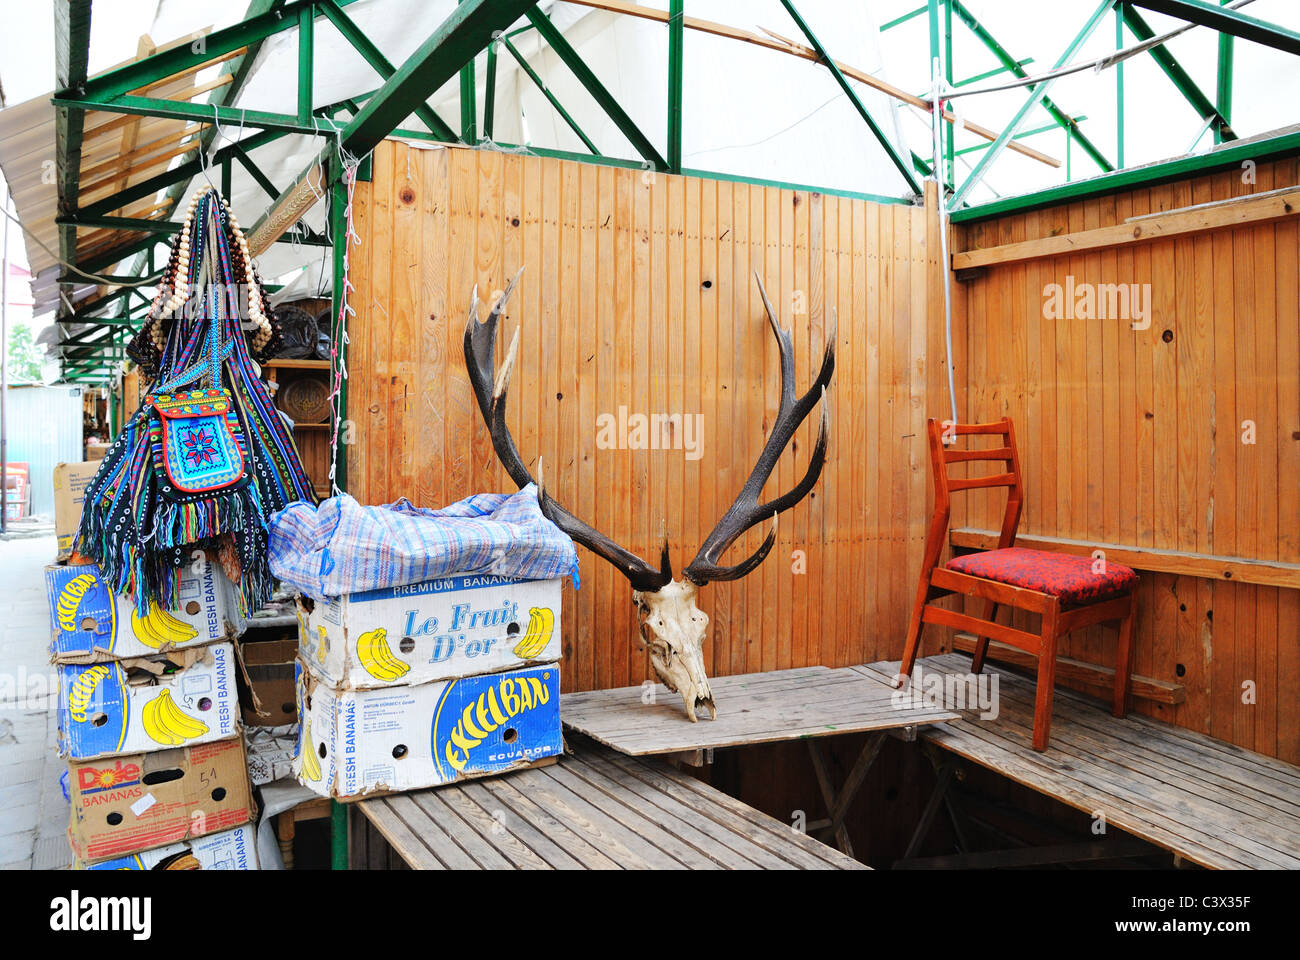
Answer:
945, 547, 1138, 606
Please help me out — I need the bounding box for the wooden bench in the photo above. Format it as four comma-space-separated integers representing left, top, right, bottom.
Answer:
561, 665, 959, 855
353, 740, 866, 870
866, 654, 1300, 869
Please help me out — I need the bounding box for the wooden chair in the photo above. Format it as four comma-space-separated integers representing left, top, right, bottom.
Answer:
898, 418, 1138, 751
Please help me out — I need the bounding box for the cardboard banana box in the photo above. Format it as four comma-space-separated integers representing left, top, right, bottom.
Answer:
47, 559, 245, 664
298, 573, 563, 689
57, 642, 241, 759
295, 660, 563, 800
66, 738, 255, 864
77, 823, 258, 870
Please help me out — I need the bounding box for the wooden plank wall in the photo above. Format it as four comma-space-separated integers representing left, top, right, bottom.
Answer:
345, 140, 952, 697
953, 156, 1300, 764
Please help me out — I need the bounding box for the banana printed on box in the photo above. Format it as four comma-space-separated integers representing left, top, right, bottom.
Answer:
298, 573, 563, 689
294, 660, 563, 799
77, 823, 258, 870
57, 642, 240, 759
47, 560, 245, 664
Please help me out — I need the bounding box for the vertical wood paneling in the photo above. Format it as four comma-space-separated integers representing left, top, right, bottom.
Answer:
347, 141, 944, 703
956, 157, 1300, 764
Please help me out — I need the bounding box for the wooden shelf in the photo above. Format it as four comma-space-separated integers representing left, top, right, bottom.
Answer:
291, 421, 331, 430
265, 358, 329, 370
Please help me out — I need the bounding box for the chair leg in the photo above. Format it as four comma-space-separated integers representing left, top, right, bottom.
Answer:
898, 579, 931, 686
969, 600, 999, 674
1031, 603, 1061, 752
1112, 599, 1136, 718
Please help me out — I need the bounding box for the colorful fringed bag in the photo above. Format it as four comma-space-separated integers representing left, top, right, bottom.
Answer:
77, 187, 318, 615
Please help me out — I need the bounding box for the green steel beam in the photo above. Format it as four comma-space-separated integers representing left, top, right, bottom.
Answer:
1120, 4, 1234, 141
524, 6, 667, 170
318, 0, 458, 140
499, 35, 600, 155
953, 57, 1033, 87
1130, 0, 1300, 55
71, 233, 168, 279
952, 0, 1113, 207
780, 0, 922, 195
951, 128, 1300, 222
1116, 7, 1125, 167
950, 0, 1112, 174
55, 1, 94, 279
64, 1, 360, 103
667, 0, 684, 173
235, 147, 285, 201
298, 3, 314, 124
1216, 0, 1234, 145
953, 116, 1087, 155
458, 1, 478, 140
343, 0, 535, 159
945, 0, 954, 185
483, 39, 498, 139
51, 93, 346, 135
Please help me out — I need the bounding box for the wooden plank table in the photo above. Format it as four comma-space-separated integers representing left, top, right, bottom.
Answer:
560, 666, 960, 855
355, 742, 866, 870
868, 654, 1300, 870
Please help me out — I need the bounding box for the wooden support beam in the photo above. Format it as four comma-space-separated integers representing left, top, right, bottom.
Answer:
246, 162, 327, 257
953, 185, 1300, 268
950, 634, 1186, 705
950, 527, 1300, 590
561, 0, 1061, 168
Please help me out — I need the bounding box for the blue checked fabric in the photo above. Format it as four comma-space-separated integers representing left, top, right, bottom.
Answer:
269, 483, 579, 599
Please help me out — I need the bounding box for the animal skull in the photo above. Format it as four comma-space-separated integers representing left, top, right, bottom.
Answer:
634, 579, 716, 722
464, 268, 834, 723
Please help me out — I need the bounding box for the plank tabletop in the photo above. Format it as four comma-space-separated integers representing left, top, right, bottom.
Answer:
358, 741, 867, 870
871, 654, 1300, 870
559, 665, 960, 756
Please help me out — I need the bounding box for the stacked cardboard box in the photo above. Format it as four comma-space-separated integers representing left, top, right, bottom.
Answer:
47, 557, 259, 869
293, 573, 566, 799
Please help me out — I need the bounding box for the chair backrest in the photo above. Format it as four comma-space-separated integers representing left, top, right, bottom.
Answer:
925, 417, 1025, 550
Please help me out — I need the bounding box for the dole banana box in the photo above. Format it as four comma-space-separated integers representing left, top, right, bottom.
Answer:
298, 574, 563, 689
295, 660, 563, 799
57, 642, 240, 759
66, 738, 254, 864
47, 558, 245, 664
77, 823, 258, 870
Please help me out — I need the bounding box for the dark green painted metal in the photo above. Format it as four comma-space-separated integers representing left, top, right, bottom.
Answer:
952, 0, 1113, 207
950, 0, 1112, 175
945, 0, 954, 185
298, 4, 314, 124
458, 1, 478, 141
1131, 0, 1300, 55
66, 1, 359, 103
1120, 4, 1234, 141
236, 147, 282, 201
55, 0, 93, 284
319, 0, 457, 140
52, 93, 345, 135
952, 117, 1086, 156
1116, 8, 1125, 167
780, 0, 922, 195
331, 800, 348, 869
1216, 0, 1234, 145
330, 168, 349, 497
668, 0, 684, 174
483, 39, 498, 140
525, 6, 667, 170
57, 215, 180, 234
343, 0, 534, 159
951, 128, 1300, 222
499, 35, 601, 155
71, 233, 168, 280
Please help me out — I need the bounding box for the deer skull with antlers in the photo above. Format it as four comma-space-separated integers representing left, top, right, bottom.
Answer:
465, 268, 835, 722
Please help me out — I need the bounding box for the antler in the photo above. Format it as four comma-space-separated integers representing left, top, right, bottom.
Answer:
682, 271, 836, 586
464, 268, 673, 592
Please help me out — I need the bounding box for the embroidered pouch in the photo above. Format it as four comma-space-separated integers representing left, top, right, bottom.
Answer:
148, 389, 246, 494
